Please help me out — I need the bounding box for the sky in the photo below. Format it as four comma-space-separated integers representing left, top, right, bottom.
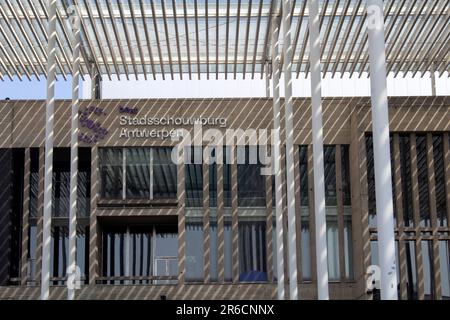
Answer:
0, 72, 449, 100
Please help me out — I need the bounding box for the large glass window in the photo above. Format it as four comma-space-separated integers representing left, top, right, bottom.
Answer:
238, 219, 267, 281
366, 136, 377, 227
405, 240, 418, 300
153, 148, 177, 199
101, 224, 177, 285
50, 226, 89, 285
52, 148, 91, 217
422, 240, 435, 299
399, 135, 414, 227
439, 241, 450, 299
237, 146, 266, 207
324, 146, 337, 206
185, 146, 203, 207
99, 147, 177, 201
327, 217, 340, 281
416, 135, 431, 227
433, 135, 447, 227
301, 219, 312, 281
185, 220, 204, 281
125, 148, 150, 199
344, 215, 354, 280
99, 148, 123, 199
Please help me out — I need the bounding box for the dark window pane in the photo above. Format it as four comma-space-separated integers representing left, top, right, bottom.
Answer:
51, 226, 89, 285
238, 220, 267, 282
299, 146, 308, 206
366, 135, 377, 227
185, 147, 203, 207
433, 135, 447, 227
416, 135, 430, 227
210, 222, 218, 281
301, 220, 312, 281
237, 146, 266, 207
405, 240, 418, 299
153, 147, 177, 199
422, 240, 435, 299
439, 241, 450, 299
224, 222, 232, 281
52, 149, 70, 217
186, 222, 204, 281
125, 148, 150, 199
99, 149, 123, 199
400, 135, 413, 227
344, 216, 354, 280
29, 148, 39, 218
324, 146, 337, 206
341, 145, 351, 206
326, 217, 340, 280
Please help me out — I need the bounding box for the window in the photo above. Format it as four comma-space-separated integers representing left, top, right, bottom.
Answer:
327, 217, 340, 281
185, 221, 204, 281
50, 226, 89, 285
99, 148, 123, 199
52, 148, 91, 217
99, 147, 177, 201
344, 215, 354, 280
209, 220, 234, 282
301, 220, 312, 281
237, 146, 266, 207
405, 240, 418, 300
416, 135, 431, 227
399, 135, 414, 227
125, 148, 150, 199
439, 241, 450, 299
324, 146, 337, 206
299, 145, 309, 206
366, 136, 377, 227
238, 220, 267, 282
185, 146, 203, 207
433, 135, 447, 227
422, 240, 435, 299
208, 147, 231, 207
101, 224, 178, 285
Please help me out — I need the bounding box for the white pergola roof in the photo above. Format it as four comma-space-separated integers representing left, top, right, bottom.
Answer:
0, 0, 448, 81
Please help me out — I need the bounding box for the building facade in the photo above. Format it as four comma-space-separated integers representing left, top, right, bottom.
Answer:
0, 96, 449, 300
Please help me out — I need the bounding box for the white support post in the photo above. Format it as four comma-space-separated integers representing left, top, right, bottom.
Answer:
367, 0, 398, 300
265, 61, 270, 98
41, 0, 57, 300
271, 15, 285, 301
282, 0, 298, 300
308, 0, 330, 300
430, 61, 436, 96
67, 6, 81, 301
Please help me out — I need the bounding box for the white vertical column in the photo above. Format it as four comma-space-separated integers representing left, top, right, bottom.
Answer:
308, 0, 329, 300
367, 0, 398, 300
271, 15, 285, 301
430, 62, 436, 96
41, 0, 57, 301
282, 0, 298, 300
265, 62, 271, 98
67, 6, 81, 301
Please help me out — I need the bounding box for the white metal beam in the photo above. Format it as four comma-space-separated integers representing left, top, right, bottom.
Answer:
282, 0, 298, 300
271, 14, 285, 301
308, 0, 329, 301
41, 0, 57, 300
366, 0, 398, 300
67, 5, 81, 301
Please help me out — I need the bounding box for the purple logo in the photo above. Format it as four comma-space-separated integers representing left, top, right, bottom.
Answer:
79, 105, 108, 144
119, 105, 139, 114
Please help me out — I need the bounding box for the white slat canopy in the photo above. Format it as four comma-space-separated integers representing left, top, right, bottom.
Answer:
0, 0, 448, 82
